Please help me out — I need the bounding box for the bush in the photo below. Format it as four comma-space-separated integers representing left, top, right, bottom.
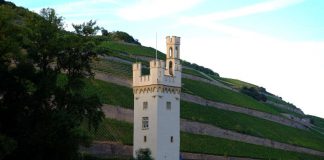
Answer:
134, 148, 153, 160
240, 87, 267, 102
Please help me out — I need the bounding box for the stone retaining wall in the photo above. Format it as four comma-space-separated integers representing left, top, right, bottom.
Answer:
81, 141, 258, 160
80, 141, 132, 158
102, 104, 133, 123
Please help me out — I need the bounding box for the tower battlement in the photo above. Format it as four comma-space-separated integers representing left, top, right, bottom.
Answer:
149, 60, 165, 68
166, 36, 180, 45
132, 59, 181, 88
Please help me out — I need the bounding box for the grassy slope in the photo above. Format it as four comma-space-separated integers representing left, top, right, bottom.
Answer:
83, 79, 133, 109
182, 78, 280, 115
181, 133, 324, 160
308, 116, 324, 133
311, 116, 324, 128
181, 101, 324, 151
182, 68, 209, 79
92, 60, 132, 78
217, 77, 258, 89
86, 118, 133, 145
99, 41, 165, 60
85, 118, 323, 160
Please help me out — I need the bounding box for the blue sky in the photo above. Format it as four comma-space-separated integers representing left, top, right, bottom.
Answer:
11, 0, 324, 118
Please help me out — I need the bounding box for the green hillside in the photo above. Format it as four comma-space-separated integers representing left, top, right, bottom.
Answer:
2, 1, 324, 160
76, 77, 324, 152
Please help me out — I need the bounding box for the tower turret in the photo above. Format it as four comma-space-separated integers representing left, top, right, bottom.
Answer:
165, 36, 181, 77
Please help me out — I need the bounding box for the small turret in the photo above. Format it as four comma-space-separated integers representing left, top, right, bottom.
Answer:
166, 36, 180, 59
165, 36, 181, 82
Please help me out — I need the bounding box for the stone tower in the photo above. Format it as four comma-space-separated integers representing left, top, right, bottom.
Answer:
132, 36, 181, 160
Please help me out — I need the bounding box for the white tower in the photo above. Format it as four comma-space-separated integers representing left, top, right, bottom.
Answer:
133, 36, 181, 160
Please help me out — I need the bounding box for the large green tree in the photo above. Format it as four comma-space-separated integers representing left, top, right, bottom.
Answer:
0, 3, 103, 160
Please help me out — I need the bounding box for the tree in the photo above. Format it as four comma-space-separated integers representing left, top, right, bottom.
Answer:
240, 87, 267, 102
72, 20, 100, 36
39, 8, 64, 29
0, 5, 103, 160
101, 28, 109, 36
110, 31, 141, 45
134, 148, 154, 160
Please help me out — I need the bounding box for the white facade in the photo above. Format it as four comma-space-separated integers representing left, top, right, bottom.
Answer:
133, 36, 181, 160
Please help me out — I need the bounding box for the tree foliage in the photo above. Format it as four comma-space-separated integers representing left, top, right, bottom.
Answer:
240, 87, 267, 102
94, 30, 141, 45
101, 28, 109, 36
0, 3, 103, 160
72, 20, 100, 36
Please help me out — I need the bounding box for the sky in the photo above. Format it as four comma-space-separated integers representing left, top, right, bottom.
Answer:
10, 0, 324, 118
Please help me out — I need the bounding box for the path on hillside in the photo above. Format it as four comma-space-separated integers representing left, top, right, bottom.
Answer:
80, 141, 258, 160
94, 72, 310, 130
101, 105, 324, 157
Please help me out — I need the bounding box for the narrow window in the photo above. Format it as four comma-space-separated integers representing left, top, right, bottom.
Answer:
170, 136, 173, 143
169, 61, 173, 75
142, 117, 149, 130
143, 101, 148, 110
166, 101, 171, 110
144, 136, 147, 142
169, 47, 172, 58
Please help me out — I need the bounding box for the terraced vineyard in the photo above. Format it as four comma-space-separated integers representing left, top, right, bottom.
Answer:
83, 118, 324, 160
181, 101, 324, 151
77, 76, 324, 154
82, 41, 324, 159
92, 60, 132, 78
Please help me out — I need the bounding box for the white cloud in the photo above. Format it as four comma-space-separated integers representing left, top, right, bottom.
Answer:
181, 0, 303, 23
31, 0, 118, 31
139, 0, 324, 118
117, 0, 203, 21
179, 34, 324, 118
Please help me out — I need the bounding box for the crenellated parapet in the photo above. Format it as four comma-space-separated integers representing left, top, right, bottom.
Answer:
133, 59, 181, 88
166, 36, 180, 45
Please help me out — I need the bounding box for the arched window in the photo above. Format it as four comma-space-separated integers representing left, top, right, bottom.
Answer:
175, 46, 178, 58
169, 47, 172, 58
169, 61, 173, 75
